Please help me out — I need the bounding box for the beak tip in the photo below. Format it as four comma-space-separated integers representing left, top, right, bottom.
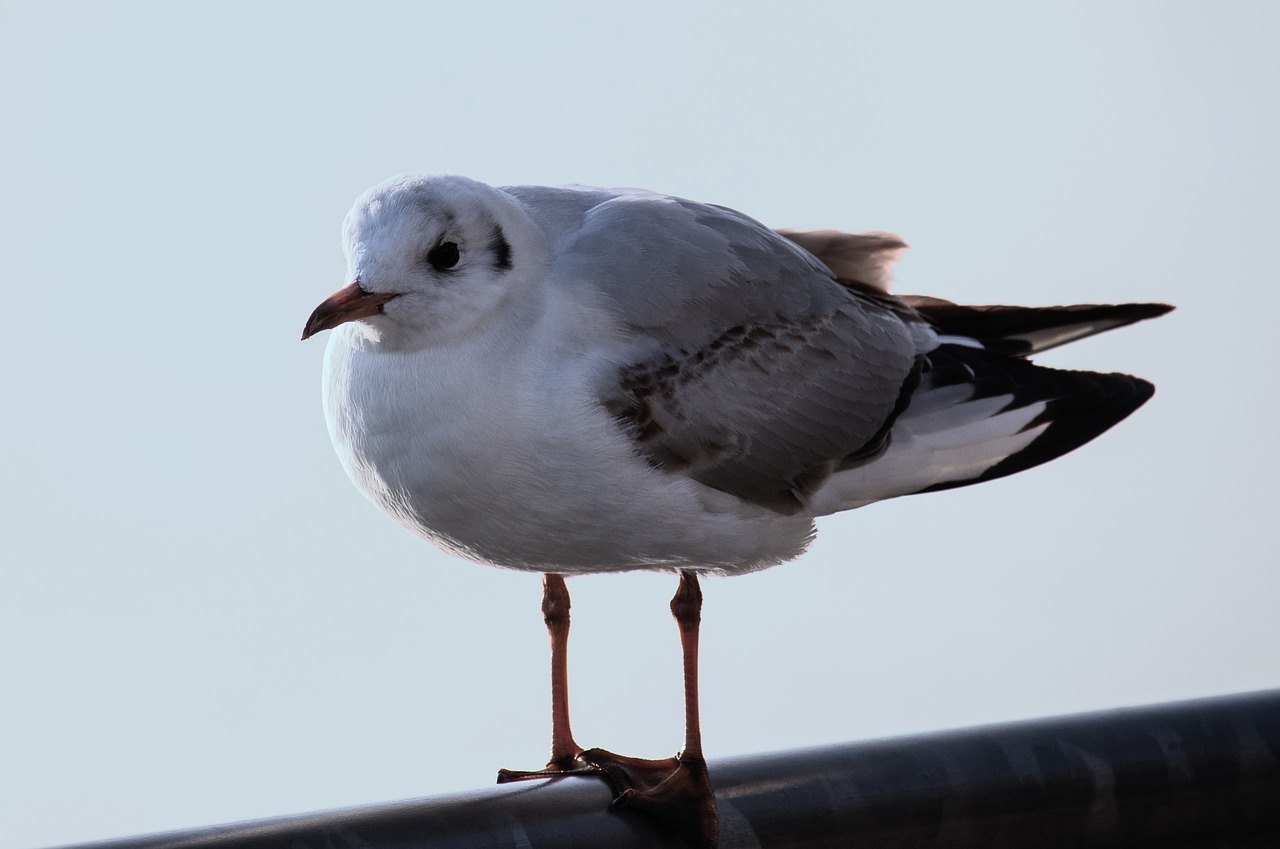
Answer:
300, 313, 323, 341
303, 282, 394, 342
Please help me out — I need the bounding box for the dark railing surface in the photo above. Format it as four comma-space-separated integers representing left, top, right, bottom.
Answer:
53, 689, 1280, 849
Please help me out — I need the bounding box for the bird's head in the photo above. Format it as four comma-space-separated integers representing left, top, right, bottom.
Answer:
302, 173, 540, 347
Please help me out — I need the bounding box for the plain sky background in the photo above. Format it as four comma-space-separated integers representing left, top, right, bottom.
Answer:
3, 3, 1277, 847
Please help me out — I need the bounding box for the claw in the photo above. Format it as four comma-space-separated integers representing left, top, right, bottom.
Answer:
578, 748, 718, 848
495, 758, 604, 784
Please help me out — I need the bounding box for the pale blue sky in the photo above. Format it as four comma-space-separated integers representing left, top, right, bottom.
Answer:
3, 3, 1277, 847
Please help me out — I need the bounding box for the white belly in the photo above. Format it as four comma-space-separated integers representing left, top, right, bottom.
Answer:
321, 325, 814, 574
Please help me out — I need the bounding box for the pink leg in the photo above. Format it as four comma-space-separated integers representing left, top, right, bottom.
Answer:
578, 571, 718, 847
672, 569, 706, 761
495, 571, 718, 848
496, 574, 597, 780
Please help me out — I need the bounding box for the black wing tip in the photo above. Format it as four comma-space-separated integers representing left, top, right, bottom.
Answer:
906, 299, 1175, 355
918, 360, 1159, 496
1114, 302, 1176, 322
987, 369, 1156, 479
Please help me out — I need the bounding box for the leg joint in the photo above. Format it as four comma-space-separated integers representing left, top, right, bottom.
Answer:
542, 574, 571, 625
669, 571, 703, 624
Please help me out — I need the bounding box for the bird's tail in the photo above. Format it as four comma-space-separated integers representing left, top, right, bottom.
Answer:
809, 301, 1172, 513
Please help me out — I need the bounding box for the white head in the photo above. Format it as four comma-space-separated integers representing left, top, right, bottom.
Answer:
302, 174, 545, 348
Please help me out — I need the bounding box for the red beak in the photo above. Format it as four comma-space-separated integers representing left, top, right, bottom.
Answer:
301, 282, 398, 340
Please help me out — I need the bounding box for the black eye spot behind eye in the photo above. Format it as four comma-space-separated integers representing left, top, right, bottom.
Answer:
426, 241, 460, 271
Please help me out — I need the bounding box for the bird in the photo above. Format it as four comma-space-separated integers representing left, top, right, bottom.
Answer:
302, 173, 1171, 848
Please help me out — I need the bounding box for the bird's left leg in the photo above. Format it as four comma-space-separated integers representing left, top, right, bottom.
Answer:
497, 573, 602, 782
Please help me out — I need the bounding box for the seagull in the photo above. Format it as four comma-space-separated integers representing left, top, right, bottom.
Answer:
302, 173, 1171, 847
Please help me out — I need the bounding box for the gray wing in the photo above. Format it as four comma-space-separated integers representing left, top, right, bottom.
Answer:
545, 189, 934, 514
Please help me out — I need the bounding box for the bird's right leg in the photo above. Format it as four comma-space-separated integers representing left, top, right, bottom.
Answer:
497, 573, 602, 781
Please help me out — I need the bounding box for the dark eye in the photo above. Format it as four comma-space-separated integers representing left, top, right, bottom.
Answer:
426, 241, 460, 271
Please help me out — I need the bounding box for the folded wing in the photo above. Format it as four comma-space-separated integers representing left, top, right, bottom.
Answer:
549, 192, 1171, 517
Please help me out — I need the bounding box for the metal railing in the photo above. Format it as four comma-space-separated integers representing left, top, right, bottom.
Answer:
57, 689, 1280, 848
